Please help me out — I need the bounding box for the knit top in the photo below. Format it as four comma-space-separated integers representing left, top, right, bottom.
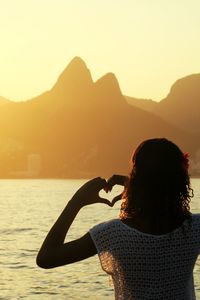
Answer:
89, 214, 200, 300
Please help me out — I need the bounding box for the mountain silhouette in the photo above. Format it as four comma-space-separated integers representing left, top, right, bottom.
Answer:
0, 57, 198, 178
127, 74, 200, 134
52, 56, 93, 97
155, 74, 200, 134
126, 96, 158, 112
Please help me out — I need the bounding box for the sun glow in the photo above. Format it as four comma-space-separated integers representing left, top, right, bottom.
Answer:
0, 0, 200, 101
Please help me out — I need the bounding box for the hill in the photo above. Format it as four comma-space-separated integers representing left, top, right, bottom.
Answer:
155, 74, 200, 134
126, 96, 158, 113
127, 74, 200, 135
0, 57, 198, 178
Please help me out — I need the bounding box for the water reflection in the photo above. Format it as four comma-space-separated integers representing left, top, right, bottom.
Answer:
0, 179, 199, 299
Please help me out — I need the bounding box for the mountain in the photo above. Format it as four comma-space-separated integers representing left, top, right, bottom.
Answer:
155, 74, 200, 134
127, 74, 200, 134
0, 57, 198, 178
126, 96, 158, 113
51, 56, 94, 98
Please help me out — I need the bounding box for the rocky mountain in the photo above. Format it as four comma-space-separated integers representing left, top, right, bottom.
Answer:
0, 57, 198, 178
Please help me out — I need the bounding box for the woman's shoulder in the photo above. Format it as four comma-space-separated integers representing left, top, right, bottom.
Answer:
191, 213, 200, 225
90, 215, 200, 237
191, 213, 200, 217
89, 219, 121, 251
90, 219, 119, 233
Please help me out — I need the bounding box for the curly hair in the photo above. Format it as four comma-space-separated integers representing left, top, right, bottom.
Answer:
120, 138, 193, 232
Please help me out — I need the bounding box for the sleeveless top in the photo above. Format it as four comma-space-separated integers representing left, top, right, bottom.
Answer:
89, 214, 200, 300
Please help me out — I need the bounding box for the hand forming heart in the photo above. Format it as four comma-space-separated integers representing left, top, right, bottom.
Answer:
102, 174, 128, 207
72, 176, 128, 208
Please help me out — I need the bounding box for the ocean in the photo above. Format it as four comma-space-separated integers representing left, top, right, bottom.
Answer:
0, 179, 200, 300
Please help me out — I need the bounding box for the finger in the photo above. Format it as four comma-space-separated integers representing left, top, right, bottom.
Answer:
105, 175, 116, 192
98, 197, 112, 207
106, 175, 126, 191
103, 184, 110, 193
85, 177, 107, 190
111, 193, 123, 206
107, 175, 116, 185
95, 178, 107, 191
86, 177, 104, 184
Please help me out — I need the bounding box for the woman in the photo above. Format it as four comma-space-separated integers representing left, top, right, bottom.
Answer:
37, 138, 200, 300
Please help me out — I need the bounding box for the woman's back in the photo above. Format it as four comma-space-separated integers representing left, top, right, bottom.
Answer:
90, 214, 200, 300
37, 138, 197, 300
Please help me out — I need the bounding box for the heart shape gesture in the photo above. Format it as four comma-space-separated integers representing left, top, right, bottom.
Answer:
72, 176, 128, 208
104, 174, 128, 206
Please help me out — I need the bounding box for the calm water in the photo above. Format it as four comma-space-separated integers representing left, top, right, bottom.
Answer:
0, 179, 200, 300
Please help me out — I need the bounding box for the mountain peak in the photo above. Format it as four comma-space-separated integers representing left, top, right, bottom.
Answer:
169, 73, 200, 98
95, 72, 122, 96
66, 56, 88, 72
52, 57, 93, 93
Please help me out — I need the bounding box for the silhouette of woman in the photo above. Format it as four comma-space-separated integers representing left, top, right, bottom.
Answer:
37, 138, 200, 300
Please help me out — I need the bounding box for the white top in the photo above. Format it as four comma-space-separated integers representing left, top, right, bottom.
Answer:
89, 214, 200, 300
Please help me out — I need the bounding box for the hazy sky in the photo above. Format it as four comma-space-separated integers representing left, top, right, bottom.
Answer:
0, 0, 200, 101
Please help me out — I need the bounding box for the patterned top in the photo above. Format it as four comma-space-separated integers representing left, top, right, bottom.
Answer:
89, 214, 200, 300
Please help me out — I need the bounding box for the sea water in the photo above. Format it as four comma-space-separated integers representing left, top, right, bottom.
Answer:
0, 179, 200, 300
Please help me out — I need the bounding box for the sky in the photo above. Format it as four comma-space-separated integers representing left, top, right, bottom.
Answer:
0, 0, 200, 102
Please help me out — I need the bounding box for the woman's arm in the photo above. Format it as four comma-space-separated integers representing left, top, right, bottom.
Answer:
36, 177, 111, 269
106, 174, 128, 191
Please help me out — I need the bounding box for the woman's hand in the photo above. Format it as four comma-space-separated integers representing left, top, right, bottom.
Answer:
105, 174, 128, 206
36, 176, 128, 269
71, 177, 112, 208
106, 174, 128, 191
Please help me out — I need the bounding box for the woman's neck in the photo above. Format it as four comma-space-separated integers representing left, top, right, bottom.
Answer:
122, 215, 185, 235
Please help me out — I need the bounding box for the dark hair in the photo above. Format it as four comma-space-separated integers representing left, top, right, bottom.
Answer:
120, 138, 193, 232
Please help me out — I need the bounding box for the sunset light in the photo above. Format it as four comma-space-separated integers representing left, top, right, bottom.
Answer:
0, 0, 200, 101
1, 2, 200, 299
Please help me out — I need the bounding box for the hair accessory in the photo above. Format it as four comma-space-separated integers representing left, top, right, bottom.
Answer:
183, 152, 189, 171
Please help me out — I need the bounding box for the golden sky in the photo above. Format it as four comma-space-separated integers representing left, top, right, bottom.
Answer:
0, 0, 200, 101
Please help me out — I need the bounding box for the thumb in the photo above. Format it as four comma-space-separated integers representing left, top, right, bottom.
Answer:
98, 197, 112, 207
111, 193, 123, 206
